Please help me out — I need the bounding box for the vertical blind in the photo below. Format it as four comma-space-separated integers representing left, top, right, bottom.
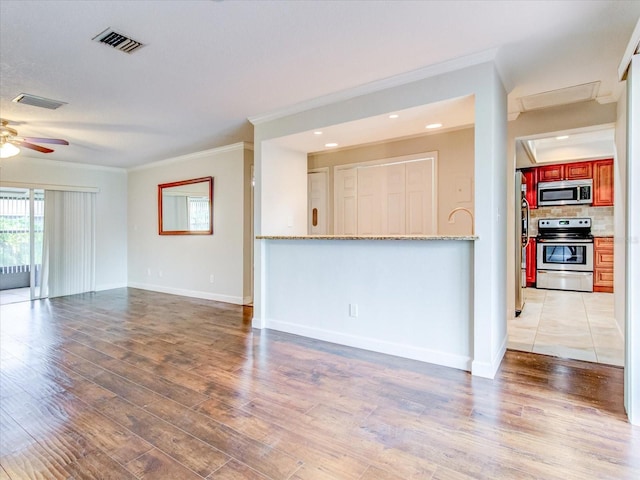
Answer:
42, 190, 96, 298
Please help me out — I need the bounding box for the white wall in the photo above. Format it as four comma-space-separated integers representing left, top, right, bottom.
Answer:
260, 143, 307, 235
265, 239, 473, 370
625, 54, 640, 425
472, 64, 508, 378
0, 156, 127, 291
615, 87, 628, 338
127, 143, 253, 304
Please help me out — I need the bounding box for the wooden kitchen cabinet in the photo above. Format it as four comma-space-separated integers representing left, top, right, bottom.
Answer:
593, 158, 614, 206
565, 161, 593, 180
538, 161, 592, 182
521, 168, 537, 208
594, 237, 614, 293
537, 164, 565, 182
526, 238, 537, 287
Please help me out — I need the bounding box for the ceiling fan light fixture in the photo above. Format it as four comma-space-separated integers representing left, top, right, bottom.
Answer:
0, 142, 20, 158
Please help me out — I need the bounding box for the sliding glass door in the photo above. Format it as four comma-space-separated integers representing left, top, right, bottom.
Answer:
0, 188, 45, 303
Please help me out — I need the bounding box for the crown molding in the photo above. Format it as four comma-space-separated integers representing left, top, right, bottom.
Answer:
0, 155, 126, 173
618, 17, 640, 81
248, 48, 499, 126
128, 142, 253, 172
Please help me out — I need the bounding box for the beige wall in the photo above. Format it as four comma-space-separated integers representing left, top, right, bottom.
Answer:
308, 127, 475, 235
127, 143, 253, 304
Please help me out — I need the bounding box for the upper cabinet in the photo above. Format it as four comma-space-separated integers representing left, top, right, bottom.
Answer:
538, 161, 593, 182
565, 162, 593, 180
593, 158, 614, 206
537, 164, 564, 182
519, 158, 613, 208
522, 168, 537, 209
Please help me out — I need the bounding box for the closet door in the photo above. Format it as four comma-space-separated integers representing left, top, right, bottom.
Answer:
335, 168, 358, 235
384, 163, 406, 235
357, 166, 384, 235
406, 160, 436, 234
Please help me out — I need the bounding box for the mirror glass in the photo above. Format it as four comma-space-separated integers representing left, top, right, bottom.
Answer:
158, 177, 213, 235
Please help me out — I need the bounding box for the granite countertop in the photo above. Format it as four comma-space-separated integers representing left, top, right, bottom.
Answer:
256, 235, 478, 241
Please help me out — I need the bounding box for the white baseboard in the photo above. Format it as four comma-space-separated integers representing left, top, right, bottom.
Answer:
95, 283, 128, 292
127, 282, 245, 305
265, 318, 472, 372
472, 334, 508, 379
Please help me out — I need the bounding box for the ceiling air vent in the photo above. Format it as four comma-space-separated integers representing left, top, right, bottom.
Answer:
12, 93, 67, 110
92, 28, 145, 54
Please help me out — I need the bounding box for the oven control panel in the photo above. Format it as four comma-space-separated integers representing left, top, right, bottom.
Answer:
538, 218, 591, 229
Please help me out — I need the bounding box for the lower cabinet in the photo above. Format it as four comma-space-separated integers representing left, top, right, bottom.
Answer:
526, 238, 537, 287
594, 237, 614, 293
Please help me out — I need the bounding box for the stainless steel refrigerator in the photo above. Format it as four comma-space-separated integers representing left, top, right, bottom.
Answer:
515, 172, 530, 316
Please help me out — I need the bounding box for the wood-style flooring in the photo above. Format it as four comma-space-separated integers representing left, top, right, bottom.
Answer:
0, 288, 638, 479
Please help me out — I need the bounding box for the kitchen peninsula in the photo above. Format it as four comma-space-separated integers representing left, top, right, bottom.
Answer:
255, 235, 477, 372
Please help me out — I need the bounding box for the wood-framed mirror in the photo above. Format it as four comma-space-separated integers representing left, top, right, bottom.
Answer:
158, 176, 213, 235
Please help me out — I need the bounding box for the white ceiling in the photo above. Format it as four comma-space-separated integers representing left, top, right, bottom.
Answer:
0, 1, 638, 168
521, 127, 615, 165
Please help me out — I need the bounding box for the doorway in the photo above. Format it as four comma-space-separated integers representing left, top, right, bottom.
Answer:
509, 127, 622, 366
0, 187, 45, 304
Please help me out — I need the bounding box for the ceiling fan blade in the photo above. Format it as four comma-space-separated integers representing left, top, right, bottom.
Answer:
14, 140, 55, 154
22, 137, 69, 145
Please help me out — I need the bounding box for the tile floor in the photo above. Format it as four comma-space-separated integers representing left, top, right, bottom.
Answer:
508, 288, 624, 366
0, 287, 31, 306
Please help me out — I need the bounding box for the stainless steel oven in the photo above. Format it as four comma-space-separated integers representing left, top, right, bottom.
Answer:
536, 218, 593, 292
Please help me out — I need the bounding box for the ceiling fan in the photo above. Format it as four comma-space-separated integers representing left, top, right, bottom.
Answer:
0, 119, 69, 158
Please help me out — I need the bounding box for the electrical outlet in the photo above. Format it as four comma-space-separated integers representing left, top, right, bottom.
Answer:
209, 274, 214, 283
349, 303, 358, 318
158, 269, 163, 278
147, 268, 151, 276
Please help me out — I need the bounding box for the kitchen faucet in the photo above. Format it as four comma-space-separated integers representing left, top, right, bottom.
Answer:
447, 207, 474, 235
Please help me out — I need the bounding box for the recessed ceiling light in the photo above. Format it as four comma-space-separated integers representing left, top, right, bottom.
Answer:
314, 131, 323, 135
388, 114, 399, 119
426, 123, 443, 129
325, 143, 338, 148
556, 135, 569, 140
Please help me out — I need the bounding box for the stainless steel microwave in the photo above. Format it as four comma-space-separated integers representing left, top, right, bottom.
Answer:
538, 179, 593, 206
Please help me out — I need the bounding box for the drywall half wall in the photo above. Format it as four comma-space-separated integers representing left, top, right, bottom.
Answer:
308, 127, 474, 235
127, 143, 253, 304
253, 60, 507, 379
0, 156, 128, 291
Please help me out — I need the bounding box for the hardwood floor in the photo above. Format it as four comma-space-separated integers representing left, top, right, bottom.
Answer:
1, 288, 638, 479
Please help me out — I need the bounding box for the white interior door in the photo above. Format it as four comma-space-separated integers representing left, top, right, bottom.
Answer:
406, 160, 436, 234
308, 171, 328, 234
384, 163, 406, 234
335, 168, 358, 235
357, 166, 384, 235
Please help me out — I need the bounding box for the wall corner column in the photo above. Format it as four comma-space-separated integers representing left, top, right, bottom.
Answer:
471, 64, 508, 378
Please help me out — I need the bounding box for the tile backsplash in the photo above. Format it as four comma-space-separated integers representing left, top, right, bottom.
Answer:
529, 206, 614, 237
